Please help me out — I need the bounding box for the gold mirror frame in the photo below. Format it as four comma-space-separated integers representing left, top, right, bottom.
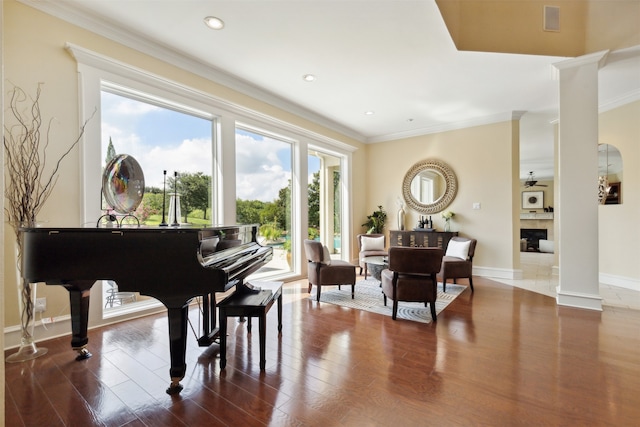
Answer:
402, 159, 458, 214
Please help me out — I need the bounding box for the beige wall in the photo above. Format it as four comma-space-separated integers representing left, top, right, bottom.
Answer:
366, 121, 519, 274
598, 101, 640, 282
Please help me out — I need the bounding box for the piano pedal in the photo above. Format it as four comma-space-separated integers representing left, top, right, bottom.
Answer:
74, 346, 92, 361
166, 378, 184, 395
197, 327, 221, 347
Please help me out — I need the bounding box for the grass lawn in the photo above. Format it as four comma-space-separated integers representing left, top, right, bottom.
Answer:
143, 214, 211, 226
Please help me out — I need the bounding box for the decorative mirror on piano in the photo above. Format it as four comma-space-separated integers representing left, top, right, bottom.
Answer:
100, 154, 145, 226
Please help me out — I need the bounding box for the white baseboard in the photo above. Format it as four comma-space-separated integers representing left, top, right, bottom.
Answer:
4, 315, 73, 350
4, 304, 166, 351
473, 266, 523, 280
599, 272, 640, 291
556, 287, 603, 311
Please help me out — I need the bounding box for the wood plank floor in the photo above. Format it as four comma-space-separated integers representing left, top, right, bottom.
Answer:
5, 276, 640, 426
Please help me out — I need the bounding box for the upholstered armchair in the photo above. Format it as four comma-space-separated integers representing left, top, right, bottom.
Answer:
381, 246, 444, 321
304, 239, 357, 302
440, 237, 477, 292
357, 233, 388, 278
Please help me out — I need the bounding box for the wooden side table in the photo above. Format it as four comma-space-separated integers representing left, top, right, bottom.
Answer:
218, 281, 283, 370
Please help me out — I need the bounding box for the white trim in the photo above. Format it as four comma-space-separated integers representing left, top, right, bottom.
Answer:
367, 111, 517, 144
65, 43, 356, 154
3, 305, 167, 349
599, 272, 640, 291
599, 89, 640, 113
553, 50, 610, 71
474, 266, 524, 280
556, 287, 603, 311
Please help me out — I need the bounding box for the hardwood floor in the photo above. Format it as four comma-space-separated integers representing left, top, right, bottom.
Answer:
5, 276, 640, 426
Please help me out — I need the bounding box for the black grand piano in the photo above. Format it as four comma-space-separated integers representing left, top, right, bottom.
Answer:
21, 224, 272, 394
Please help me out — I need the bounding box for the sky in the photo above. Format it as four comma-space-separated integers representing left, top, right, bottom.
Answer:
101, 91, 319, 203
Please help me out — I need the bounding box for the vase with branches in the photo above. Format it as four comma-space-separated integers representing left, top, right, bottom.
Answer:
3, 83, 92, 362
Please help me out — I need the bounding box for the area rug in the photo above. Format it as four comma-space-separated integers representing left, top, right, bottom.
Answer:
311, 279, 466, 324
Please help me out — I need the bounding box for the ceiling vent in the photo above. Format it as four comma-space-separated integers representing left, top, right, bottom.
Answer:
543, 6, 560, 32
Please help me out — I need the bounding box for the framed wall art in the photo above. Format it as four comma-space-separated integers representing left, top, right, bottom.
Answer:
522, 191, 544, 209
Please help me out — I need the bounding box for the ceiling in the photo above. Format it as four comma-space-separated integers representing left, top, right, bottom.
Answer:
25, 1, 640, 180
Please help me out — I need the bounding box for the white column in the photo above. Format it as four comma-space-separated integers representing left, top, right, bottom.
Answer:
553, 51, 608, 311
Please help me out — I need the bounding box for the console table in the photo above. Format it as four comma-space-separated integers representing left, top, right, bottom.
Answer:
389, 230, 458, 251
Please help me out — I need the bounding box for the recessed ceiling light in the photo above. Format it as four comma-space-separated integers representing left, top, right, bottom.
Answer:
204, 16, 225, 30
302, 74, 316, 82
364, 111, 375, 115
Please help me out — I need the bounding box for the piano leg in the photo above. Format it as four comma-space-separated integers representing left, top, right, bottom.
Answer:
166, 305, 189, 395
197, 293, 220, 346
66, 285, 93, 361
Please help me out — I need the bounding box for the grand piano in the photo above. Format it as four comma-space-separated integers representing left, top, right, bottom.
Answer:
21, 224, 272, 394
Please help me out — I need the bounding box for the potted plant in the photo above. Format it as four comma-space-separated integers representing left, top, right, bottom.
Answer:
362, 205, 387, 234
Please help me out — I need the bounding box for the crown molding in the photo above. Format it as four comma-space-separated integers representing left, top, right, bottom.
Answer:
599, 89, 640, 113
65, 43, 357, 154
366, 112, 517, 143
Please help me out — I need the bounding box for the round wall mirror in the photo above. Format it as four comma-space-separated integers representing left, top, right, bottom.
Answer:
598, 143, 622, 205
402, 159, 457, 214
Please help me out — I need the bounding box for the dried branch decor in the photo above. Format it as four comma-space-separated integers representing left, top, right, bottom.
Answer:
3, 83, 93, 362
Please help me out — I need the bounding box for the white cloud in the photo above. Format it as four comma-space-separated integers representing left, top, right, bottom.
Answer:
235, 132, 291, 202
102, 94, 291, 202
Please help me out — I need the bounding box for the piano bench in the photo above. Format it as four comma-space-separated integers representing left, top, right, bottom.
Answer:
218, 281, 283, 370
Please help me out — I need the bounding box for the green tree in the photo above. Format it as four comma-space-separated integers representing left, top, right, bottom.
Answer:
142, 190, 163, 213
308, 171, 320, 229
274, 182, 291, 231
236, 199, 266, 224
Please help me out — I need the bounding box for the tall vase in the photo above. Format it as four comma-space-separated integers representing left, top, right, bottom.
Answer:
397, 206, 406, 230
444, 219, 451, 232
6, 229, 48, 362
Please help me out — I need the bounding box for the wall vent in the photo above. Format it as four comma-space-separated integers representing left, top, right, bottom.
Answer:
544, 6, 560, 32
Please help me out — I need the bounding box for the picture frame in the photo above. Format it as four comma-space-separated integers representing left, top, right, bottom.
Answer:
522, 191, 544, 209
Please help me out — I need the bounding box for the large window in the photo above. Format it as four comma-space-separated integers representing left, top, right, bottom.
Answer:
100, 89, 214, 225
71, 45, 353, 325
235, 127, 293, 277
309, 151, 343, 257
100, 87, 214, 313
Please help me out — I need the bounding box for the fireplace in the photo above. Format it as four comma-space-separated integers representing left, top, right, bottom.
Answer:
520, 228, 548, 252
